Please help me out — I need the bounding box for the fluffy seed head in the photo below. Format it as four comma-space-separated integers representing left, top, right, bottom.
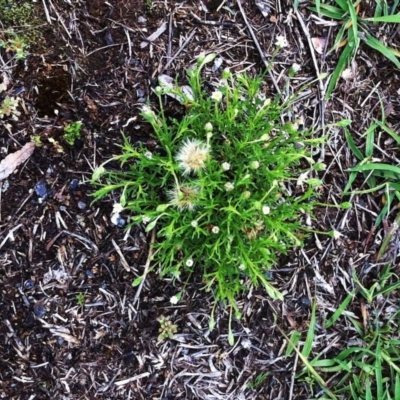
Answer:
167, 183, 200, 211
176, 139, 209, 175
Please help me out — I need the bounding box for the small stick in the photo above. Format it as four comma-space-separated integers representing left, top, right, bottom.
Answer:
237, 0, 281, 95
294, 8, 326, 160
111, 238, 131, 272
133, 228, 156, 306
157, 29, 197, 75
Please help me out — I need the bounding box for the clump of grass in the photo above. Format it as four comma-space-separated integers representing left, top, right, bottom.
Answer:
91, 53, 329, 335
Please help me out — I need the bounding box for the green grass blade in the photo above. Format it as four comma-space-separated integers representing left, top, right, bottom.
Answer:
364, 34, 400, 69
302, 300, 316, 359
375, 120, 400, 145
335, 0, 350, 12
395, 373, 400, 399
286, 330, 301, 356
325, 42, 354, 99
325, 291, 355, 328
375, 339, 383, 399
365, 124, 376, 157
349, 163, 400, 177
362, 15, 400, 22
347, 1, 359, 45
344, 127, 363, 160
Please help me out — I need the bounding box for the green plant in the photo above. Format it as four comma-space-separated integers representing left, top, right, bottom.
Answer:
63, 121, 82, 145
91, 54, 328, 326
76, 292, 85, 306
0, 96, 20, 120
310, 0, 400, 99
157, 315, 178, 341
0, 31, 29, 60
0, 0, 33, 27
296, 265, 400, 399
344, 120, 400, 227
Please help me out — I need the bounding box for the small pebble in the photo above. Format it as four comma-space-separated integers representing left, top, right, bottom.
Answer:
77, 201, 87, 210
33, 302, 46, 318
264, 271, 274, 281
24, 280, 34, 290
85, 270, 95, 279
69, 178, 79, 191
298, 295, 311, 309
34, 180, 48, 199
111, 213, 125, 227
136, 88, 145, 97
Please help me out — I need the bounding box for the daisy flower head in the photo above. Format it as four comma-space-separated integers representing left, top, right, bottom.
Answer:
167, 182, 200, 211
222, 162, 231, 171
224, 182, 235, 192
170, 295, 179, 305
176, 139, 209, 176
275, 35, 288, 48
262, 205, 271, 215
186, 258, 194, 267
211, 90, 223, 102
191, 220, 198, 228
144, 151, 153, 159
212, 226, 220, 234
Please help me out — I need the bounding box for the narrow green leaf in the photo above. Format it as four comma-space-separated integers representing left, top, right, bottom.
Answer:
302, 300, 316, 359
344, 128, 363, 160
375, 120, 400, 145
325, 43, 354, 99
349, 163, 400, 176
325, 291, 355, 328
286, 330, 301, 356
364, 34, 400, 69
132, 276, 143, 287
362, 15, 400, 22
365, 124, 376, 157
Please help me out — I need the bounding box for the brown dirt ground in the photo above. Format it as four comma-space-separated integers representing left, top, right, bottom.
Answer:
1, 0, 400, 399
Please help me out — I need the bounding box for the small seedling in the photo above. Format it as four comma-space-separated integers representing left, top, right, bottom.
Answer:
0, 96, 20, 120
76, 292, 85, 306
157, 315, 178, 341
63, 121, 82, 145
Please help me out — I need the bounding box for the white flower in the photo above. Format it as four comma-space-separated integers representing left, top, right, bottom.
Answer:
167, 183, 200, 211
170, 295, 179, 305
292, 63, 301, 73
224, 182, 235, 192
250, 161, 260, 169
186, 259, 194, 267
191, 220, 198, 228
142, 105, 155, 117
275, 35, 288, 48
112, 203, 124, 214
211, 90, 223, 102
262, 206, 270, 215
239, 264, 246, 271
144, 151, 153, 159
212, 226, 220, 234
176, 139, 209, 175
332, 230, 342, 239
222, 162, 231, 171
204, 122, 213, 132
